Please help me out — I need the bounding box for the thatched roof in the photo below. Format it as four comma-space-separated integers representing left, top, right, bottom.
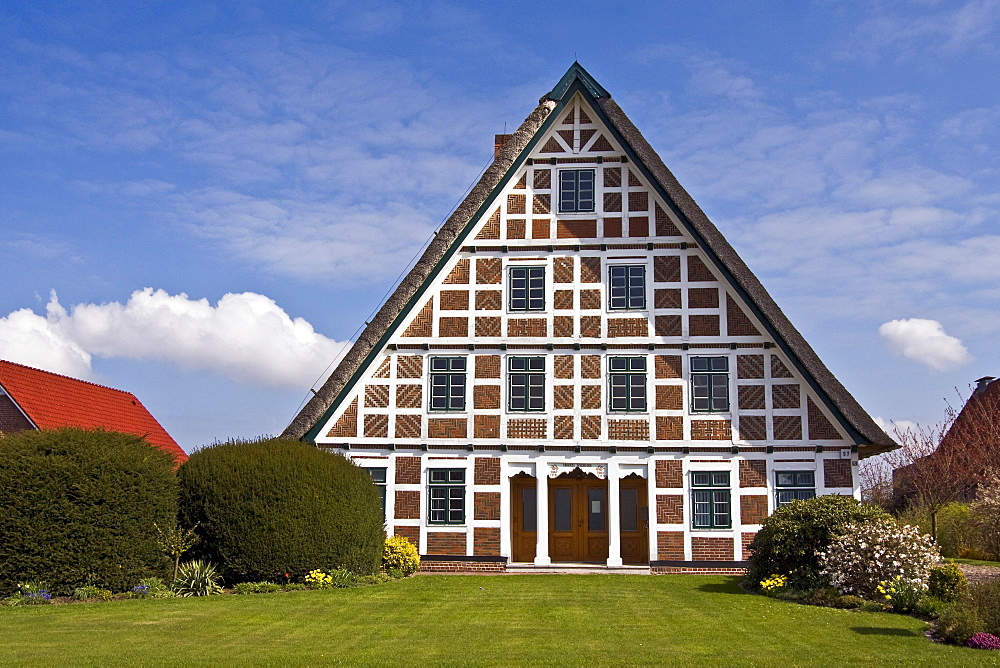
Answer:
282, 62, 896, 458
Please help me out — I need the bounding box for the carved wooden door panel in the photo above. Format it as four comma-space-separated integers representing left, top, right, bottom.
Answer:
619, 478, 649, 564
511, 477, 536, 563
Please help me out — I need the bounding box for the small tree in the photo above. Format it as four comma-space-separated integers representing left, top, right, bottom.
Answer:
155, 523, 200, 581
970, 473, 1000, 558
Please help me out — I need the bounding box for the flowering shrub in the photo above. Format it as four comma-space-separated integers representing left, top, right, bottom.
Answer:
967, 633, 1000, 650
759, 574, 787, 595
305, 569, 334, 588
928, 562, 969, 602
818, 518, 939, 598
382, 536, 420, 576
18, 582, 52, 605
875, 576, 925, 613
129, 577, 171, 599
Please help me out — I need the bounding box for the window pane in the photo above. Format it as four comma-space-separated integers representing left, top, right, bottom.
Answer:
554, 488, 572, 531
588, 487, 606, 531
691, 358, 710, 372
610, 357, 627, 372
430, 470, 448, 483
366, 468, 387, 484
522, 487, 537, 532
620, 488, 638, 532
692, 472, 711, 487
776, 472, 795, 487
577, 170, 595, 211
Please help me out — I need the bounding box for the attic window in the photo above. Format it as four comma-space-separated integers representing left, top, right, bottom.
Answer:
559, 169, 595, 213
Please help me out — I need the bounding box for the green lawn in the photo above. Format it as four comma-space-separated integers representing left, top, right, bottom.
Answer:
2, 575, 997, 666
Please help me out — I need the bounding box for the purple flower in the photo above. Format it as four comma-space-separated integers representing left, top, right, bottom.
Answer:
967, 633, 1000, 650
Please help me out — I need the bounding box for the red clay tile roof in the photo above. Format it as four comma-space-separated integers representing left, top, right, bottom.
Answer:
0, 359, 187, 463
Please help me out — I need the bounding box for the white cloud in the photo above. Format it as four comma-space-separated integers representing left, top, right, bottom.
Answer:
878, 318, 972, 371
0, 289, 347, 389
874, 416, 920, 436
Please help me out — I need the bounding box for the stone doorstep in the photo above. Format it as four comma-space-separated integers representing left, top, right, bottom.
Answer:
505, 562, 651, 575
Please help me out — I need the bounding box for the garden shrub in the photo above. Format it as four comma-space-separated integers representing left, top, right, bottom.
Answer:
936, 605, 982, 644
234, 581, 282, 595
818, 519, 939, 598
957, 547, 995, 561
0, 428, 178, 595
745, 495, 891, 590
172, 560, 223, 597
833, 595, 865, 609
936, 503, 976, 558
971, 480, 1000, 559
382, 535, 421, 576
178, 438, 384, 582
928, 563, 969, 602
967, 633, 1000, 650
73, 586, 101, 601
970, 579, 1000, 636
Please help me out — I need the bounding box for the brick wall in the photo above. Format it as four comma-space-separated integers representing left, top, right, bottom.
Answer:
608, 419, 649, 441
739, 460, 766, 487
428, 418, 467, 439
691, 536, 734, 561
656, 495, 684, 523
0, 395, 32, 435
656, 416, 683, 440
473, 415, 500, 438
395, 457, 421, 484
395, 490, 420, 520
824, 459, 853, 488
426, 532, 466, 555
691, 420, 732, 440
474, 457, 501, 485
393, 526, 419, 550
655, 460, 683, 488
740, 495, 768, 524
657, 531, 684, 560
474, 492, 500, 520
473, 527, 501, 556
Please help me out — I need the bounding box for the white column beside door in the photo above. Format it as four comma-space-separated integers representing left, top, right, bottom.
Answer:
606, 462, 623, 567
533, 462, 551, 566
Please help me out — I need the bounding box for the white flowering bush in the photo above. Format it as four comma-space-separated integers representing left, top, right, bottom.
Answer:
818, 518, 939, 599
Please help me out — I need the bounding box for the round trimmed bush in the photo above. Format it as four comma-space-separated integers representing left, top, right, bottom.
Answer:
0, 427, 178, 595
745, 495, 890, 590
178, 438, 384, 581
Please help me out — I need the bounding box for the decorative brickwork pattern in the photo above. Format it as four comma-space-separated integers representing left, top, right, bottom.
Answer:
439, 317, 468, 337
473, 385, 500, 410
475, 258, 501, 284
397, 356, 423, 379
365, 385, 390, 408
654, 255, 681, 283
656, 385, 683, 410
808, 397, 842, 440
508, 419, 546, 439
508, 318, 547, 337
628, 170, 642, 187
628, 217, 649, 237
655, 355, 683, 379
393, 526, 419, 550
655, 289, 682, 308
475, 317, 501, 337
657, 531, 685, 560
554, 415, 574, 439
742, 532, 756, 557
506, 218, 526, 239
655, 460, 683, 488
655, 315, 682, 336
507, 193, 526, 214
443, 259, 470, 284
688, 287, 719, 309
557, 129, 575, 146
580, 256, 602, 283
608, 318, 648, 337
402, 300, 433, 337
604, 218, 622, 237
604, 166, 621, 187
395, 457, 421, 484
581, 415, 601, 439
553, 316, 574, 337
440, 290, 469, 311
395, 490, 420, 519
428, 418, 467, 439
396, 384, 422, 409
474, 457, 501, 485
364, 414, 389, 438
692, 536, 734, 561
727, 294, 761, 336
532, 194, 551, 215
475, 208, 501, 240
554, 290, 574, 310
771, 355, 794, 378
373, 358, 391, 379
475, 290, 501, 310
824, 459, 853, 488
609, 419, 650, 441
580, 356, 601, 378
531, 219, 550, 239
557, 220, 597, 239
691, 420, 732, 440
656, 416, 684, 440
741, 495, 768, 524
604, 191, 622, 212
739, 416, 766, 441
554, 355, 574, 379
590, 134, 612, 151
773, 415, 802, 440
628, 191, 649, 212
533, 169, 551, 189
654, 203, 681, 237
689, 315, 720, 337
326, 397, 358, 438
737, 355, 765, 379
579, 289, 601, 310
475, 355, 501, 379
772, 384, 800, 409
554, 257, 575, 283
474, 527, 501, 557
739, 460, 767, 488
554, 385, 574, 410
738, 385, 765, 410
426, 532, 466, 555
687, 255, 716, 282
580, 316, 601, 337
656, 495, 684, 523
473, 413, 499, 440
580, 385, 602, 409
395, 414, 422, 439
474, 492, 501, 521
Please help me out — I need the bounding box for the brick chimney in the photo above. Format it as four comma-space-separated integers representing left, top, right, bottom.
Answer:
975, 376, 996, 395
494, 134, 513, 159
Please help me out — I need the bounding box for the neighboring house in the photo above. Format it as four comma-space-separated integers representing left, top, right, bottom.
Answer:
0, 359, 187, 463
283, 63, 896, 573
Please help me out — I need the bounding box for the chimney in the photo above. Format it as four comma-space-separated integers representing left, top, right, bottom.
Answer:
975, 376, 996, 395
494, 134, 513, 159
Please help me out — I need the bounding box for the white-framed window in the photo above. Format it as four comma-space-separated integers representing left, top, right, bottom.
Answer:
558, 168, 595, 213
691, 357, 729, 412
691, 471, 731, 529
508, 266, 545, 311
608, 356, 647, 412
608, 265, 646, 310
428, 468, 465, 525
775, 470, 816, 507
429, 357, 466, 411
508, 356, 545, 412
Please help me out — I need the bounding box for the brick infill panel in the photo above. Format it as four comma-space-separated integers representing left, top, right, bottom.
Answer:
656, 495, 684, 523
657, 531, 684, 560
394, 490, 420, 520
393, 526, 419, 550
655, 460, 683, 488
395, 456, 421, 484
473, 527, 501, 556
691, 536, 734, 561
418, 560, 506, 573
426, 532, 466, 555
474, 456, 501, 485
474, 492, 501, 521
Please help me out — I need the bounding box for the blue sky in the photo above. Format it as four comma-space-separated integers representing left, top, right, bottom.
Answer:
2, 1, 998, 451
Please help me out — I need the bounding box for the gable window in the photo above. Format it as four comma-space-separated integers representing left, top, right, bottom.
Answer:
691, 357, 729, 412
428, 468, 465, 525
559, 169, 595, 213
608, 265, 646, 310
509, 266, 545, 311
364, 467, 387, 514
608, 356, 647, 412
429, 357, 466, 411
775, 471, 815, 507
508, 356, 545, 411
692, 471, 731, 529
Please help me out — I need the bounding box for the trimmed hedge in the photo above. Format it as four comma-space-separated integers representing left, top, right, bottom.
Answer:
745, 495, 891, 590
178, 438, 384, 581
0, 428, 178, 595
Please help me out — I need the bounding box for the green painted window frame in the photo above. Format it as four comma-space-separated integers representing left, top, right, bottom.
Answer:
429, 357, 467, 412
608, 265, 646, 310
691, 356, 730, 413
364, 467, 387, 515
558, 168, 596, 213
508, 266, 546, 311
428, 468, 466, 525
508, 356, 545, 412
608, 356, 647, 412
691, 471, 731, 529
775, 470, 816, 507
